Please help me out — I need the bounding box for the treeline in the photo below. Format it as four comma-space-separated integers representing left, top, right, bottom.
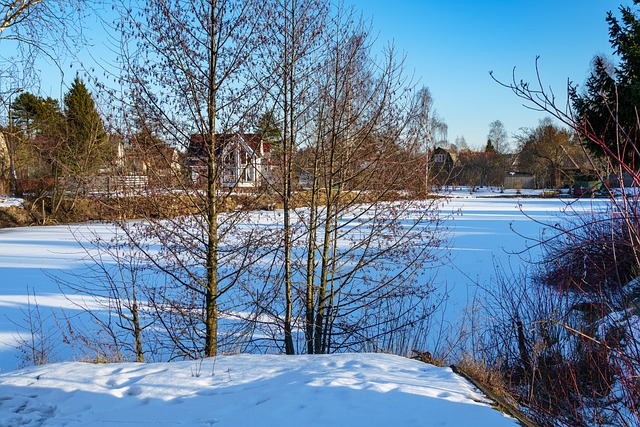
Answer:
435, 119, 591, 191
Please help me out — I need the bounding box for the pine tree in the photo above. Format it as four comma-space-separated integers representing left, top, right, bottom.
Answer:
61, 77, 110, 175
571, 56, 618, 156
255, 111, 282, 146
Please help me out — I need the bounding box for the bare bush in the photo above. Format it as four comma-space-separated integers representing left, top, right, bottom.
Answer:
15, 290, 56, 368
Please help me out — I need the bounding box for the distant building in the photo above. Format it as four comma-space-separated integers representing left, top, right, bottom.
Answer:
504, 171, 535, 190
187, 133, 273, 189
430, 147, 457, 187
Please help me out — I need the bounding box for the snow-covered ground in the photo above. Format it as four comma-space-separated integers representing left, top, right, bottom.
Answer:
0, 353, 519, 426
0, 195, 608, 425
434, 196, 606, 323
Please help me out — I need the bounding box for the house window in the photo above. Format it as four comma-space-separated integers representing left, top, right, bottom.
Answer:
433, 153, 446, 163
223, 167, 235, 183
241, 163, 254, 182
240, 151, 251, 166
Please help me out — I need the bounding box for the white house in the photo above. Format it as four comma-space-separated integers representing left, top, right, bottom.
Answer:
187, 133, 273, 189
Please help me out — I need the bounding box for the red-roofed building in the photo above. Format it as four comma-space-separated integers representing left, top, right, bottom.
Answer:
187, 133, 274, 189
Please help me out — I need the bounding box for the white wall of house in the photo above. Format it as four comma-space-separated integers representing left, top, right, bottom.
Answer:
219, 135, 268, 189
188, 134, 272, 190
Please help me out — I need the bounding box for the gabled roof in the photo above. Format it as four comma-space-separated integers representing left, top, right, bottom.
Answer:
433, 146, 458, 163
240, 133, 271, 155
188, 133, 270, 159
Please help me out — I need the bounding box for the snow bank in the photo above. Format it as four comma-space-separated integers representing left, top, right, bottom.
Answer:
0, 353, 517, 426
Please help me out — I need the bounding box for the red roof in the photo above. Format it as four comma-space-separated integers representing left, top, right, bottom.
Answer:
188, 133, 269, 158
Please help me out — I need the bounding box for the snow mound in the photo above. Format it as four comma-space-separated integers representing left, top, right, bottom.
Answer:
0, 353, 517, 426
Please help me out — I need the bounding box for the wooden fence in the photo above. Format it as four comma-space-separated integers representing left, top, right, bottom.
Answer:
57, 175, 149, 196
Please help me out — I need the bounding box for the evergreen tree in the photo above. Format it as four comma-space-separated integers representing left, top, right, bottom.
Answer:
571, 1, 640, 164
11, 92, 64, 136
10, 92, 65, 180
62, 77, 110, 175
485, 139, 495, 153
571, 56, 618, 156
255, 111, 282, 148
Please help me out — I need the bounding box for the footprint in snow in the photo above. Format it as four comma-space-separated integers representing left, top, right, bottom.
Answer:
125, 386, 143, 397
0, 396, 56, 426
195, 389, 218, 397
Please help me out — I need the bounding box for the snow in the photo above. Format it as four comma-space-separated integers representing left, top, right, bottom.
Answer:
0, 197, 576, 368
435, 185, 549, 198
0, 353, 518, 426
434, 197, 606, 321
0, 194, 609, 425
0, 197, 23, 209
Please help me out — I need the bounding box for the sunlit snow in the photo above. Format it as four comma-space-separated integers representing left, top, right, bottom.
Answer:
0, 192, 608, 425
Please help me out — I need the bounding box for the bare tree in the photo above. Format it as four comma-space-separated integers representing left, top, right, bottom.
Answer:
61, 0, 448, 362
1, 1, 45, 36
0, 0, 84, 90
57, 230, 154, 363
412, 86, 436, 194
248, 0, 329, 354
242, 4, 448, 355
487, 119, 509, 155
0, 0, 85, 200
515, 118, 583, 189
112, 0, 270, 358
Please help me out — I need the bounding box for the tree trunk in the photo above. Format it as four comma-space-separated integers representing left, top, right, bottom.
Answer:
131, 292, 144, 363
204, 0, 219, 358
305, 156, 320, 354
281, 0, 297, 355
315, 181, 335, 354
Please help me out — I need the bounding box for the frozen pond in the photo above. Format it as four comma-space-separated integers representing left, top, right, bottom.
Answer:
0, 197, 608, 371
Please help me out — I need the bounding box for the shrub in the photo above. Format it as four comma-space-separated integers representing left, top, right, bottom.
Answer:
478, 205, 640, 426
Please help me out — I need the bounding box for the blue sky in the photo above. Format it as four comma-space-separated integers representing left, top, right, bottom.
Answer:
350, 0, 629, 149
25, 1, 632, 151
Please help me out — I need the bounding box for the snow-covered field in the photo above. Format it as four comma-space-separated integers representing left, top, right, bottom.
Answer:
0, 194, 607, 425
